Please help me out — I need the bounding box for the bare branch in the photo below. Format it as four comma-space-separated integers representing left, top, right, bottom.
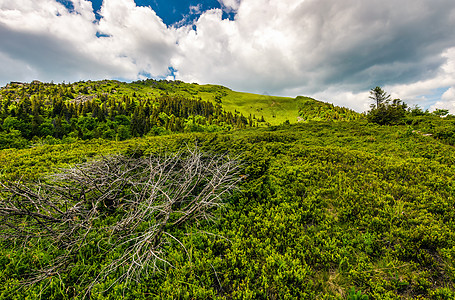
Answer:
0, 147, 243, 296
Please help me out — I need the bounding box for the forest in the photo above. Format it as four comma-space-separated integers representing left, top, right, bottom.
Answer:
0, 80, 455, 299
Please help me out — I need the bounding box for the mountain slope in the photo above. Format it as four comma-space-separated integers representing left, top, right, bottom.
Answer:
0, 121, 454, 299
0, 79, 361, 149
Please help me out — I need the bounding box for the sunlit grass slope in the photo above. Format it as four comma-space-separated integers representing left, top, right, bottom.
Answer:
1, 79, 361, 129
75, 80, 341, 125
129, 80, 313, 125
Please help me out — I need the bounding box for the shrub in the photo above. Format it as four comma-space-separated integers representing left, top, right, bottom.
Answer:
0, 148, 242, 296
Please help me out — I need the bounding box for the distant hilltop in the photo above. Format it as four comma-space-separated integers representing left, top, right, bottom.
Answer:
4, 80, 42, 89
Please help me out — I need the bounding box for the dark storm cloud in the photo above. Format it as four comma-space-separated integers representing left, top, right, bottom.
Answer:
0, 23, 110, 82
173, 0, 455, 111
301, 0, 455, 90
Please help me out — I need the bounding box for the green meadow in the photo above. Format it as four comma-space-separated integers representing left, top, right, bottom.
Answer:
0, 80, 455, 299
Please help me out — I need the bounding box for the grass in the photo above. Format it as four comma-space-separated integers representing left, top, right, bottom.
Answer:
78, 80, 311, 126
218, 90, 309, 125
1, 121, 455, 298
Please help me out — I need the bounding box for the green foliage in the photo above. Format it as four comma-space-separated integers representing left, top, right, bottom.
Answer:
369, 86, 391, 108
407, 111, 455, 146
1, 80, 455, 298
297, 97, 362, 122
0, 120, 455, 298
0, 149, 241, 298
0, 129, 29, 150
432, 108, 450, 117
367, 98, 408, 125
347, 288, 369, 300
0, 80, 256, 148
367, 87, 408, 125
1, 79, 364, 149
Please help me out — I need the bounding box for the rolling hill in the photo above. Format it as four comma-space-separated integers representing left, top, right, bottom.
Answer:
0, 79, 455, 299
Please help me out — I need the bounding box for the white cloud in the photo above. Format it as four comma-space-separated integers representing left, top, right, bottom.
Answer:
0, 0, 106, 83
96, 0, 177, 76
0, 0, 96, 43
172, 0, 455, 111
0, 51, 39, 82
1, 0, 455, 112
305, 89, 371, 113
383, 47, 455, 112
173, 1, 304, 92
189, 4, 202, 15
429, 87, 455, 113
442, 87, 455, 102
218, 0, 240, 11
0, 0, 176, 83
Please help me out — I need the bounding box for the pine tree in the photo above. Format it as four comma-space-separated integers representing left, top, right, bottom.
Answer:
369, 86, 391, 109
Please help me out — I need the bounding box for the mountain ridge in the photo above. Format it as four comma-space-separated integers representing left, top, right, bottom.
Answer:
0, 79, 361, 150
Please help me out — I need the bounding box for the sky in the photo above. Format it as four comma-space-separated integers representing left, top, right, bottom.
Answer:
1, 0, 455, 113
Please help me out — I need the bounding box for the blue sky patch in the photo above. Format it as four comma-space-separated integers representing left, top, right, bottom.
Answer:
135, 0, 222, 25
95, 31, 111, 38
56, 0, 229, 25
55, 0, 75, 13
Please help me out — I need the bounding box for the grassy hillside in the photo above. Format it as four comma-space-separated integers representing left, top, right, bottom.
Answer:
131, 80, 362, 125
1, 119, 455, 299
206, 89, 302, 124
0, 79, 363, 151
1, 79, 455, 299
131, 80, 310, 124
0, 79, 360, 128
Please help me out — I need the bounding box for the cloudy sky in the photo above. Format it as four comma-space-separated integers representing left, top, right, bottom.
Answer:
1, 0, 455, 112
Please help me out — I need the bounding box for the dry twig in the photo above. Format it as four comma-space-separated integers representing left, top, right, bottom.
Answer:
0, 148, 242, 296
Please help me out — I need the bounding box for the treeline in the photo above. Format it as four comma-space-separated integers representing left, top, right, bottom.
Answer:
0, 81, 253, 149
366, 86, 455, 146
297, 96, 362, 122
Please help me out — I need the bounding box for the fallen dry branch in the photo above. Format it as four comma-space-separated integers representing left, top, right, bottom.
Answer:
0, 147, 242, 295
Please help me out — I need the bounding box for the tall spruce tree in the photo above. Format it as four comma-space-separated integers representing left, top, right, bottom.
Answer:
369, 86, 391, 109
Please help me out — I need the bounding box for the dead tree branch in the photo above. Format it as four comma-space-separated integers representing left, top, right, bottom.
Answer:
0, 148, 242, 296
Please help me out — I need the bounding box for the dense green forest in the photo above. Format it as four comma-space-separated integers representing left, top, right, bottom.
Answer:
1, 80, 455, 299
0, 80, 360, 149
0, 80, 252, 148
